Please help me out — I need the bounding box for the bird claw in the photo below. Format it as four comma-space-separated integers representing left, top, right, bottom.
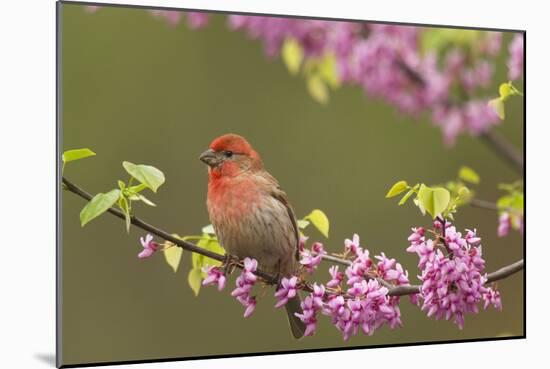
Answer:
222, 254, 240, 275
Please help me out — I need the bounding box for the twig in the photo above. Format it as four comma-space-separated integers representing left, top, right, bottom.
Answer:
62, 176, 524, 297
480, 130, 524, 174
469, 198, 499, 211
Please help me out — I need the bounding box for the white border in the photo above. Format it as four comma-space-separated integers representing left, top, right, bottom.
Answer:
1, 1, 546, 368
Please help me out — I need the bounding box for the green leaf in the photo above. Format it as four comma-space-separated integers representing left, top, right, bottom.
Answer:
122, 161, 165, 193
297, 219, 310, 229
187, 268, 203, 296
306, 75, 329, 104
398, 188, 416, 206
164, 245, 183, 273
417, 184, 451, 218
62, 148, 96, 163
488, 98, 505, 120
458, 166, 480, 184
499, 82, 512, 101
386, 180, 409, 198
282, 38, 303, 75
196, 235, 225, 267
318, 53, 340, 88
128, 183, 148, 193
304, 209, 329, 238
80, 189, 120, 226
413, 198, 426, 216
201, 224, 215, 235
136, 193, 156, 207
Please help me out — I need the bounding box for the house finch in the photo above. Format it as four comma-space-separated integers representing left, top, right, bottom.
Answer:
199, 133, 306, 339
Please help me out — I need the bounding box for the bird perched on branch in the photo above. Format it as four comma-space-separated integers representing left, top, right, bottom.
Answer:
199, 133, 306, 339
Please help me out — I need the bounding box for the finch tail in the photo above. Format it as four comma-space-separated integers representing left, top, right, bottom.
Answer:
285, 294, 306, 339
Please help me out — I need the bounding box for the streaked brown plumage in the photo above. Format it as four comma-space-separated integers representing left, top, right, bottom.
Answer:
199, 134, 305, 338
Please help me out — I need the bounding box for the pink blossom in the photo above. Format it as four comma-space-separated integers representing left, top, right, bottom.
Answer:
274, 276, 298, 308
323, 279, 400, 340
202, 266, 226, 291
186, 12, 209, 29
409, 221, 501, 329
300, 242, 325, 273
327, 265, 344, 288
483, 288, 502, 310
294, 284, 325, 336
138, 234, 158, 259
498, 212, 511, 237
344, 234, 360, 255
507, 34, 524, 80
295, 295, 318, 336
149, 10, 182, 27
375, 253, 409, 285
231, 258, 259, 317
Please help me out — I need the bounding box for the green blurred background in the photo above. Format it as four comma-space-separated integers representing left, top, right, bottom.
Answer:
60, 3, 524, 366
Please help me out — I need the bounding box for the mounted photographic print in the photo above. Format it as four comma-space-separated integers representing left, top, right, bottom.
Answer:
57, 1, 525, 367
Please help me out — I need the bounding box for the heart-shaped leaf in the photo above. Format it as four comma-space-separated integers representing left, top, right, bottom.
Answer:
164, 245, 183, 273
386, 180, 409, 198
122, 161, 165, 193
62, 148, 96, 163
304, 209, 329, 238
417, 184, 451, 218
80, 189, 120, 226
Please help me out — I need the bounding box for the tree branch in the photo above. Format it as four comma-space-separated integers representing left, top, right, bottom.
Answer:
395, 59, 524, 175
480, 130, 524, 174
469, 198, 499, 211
62, 176, 523, 297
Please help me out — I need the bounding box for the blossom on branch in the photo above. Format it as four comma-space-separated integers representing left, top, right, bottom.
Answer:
231, 257, 259, 317
202, 266, 227, 291
407, 223, 502, 329
138, 234, 158, 259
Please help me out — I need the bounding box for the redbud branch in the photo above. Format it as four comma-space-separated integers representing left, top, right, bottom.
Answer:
62, 176, 524, 297
480, 130, 524, 174
469, 198, 499, 211
388, 259, 524, 296
395, 60, 523, 175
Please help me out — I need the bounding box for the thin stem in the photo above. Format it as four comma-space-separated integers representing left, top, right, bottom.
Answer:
480, 130, 524, 173
62, 176, 524, 297
469, 198, 498, 211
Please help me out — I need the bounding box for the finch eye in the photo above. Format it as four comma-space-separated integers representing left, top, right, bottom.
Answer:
223, 150, 234, 158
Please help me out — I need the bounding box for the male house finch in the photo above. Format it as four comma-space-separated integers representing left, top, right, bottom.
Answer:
199, 134, 306, 339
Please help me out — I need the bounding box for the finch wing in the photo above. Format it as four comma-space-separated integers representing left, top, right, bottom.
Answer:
263, 173, 300, 262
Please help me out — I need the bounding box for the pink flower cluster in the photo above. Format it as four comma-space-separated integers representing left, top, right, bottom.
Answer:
230, 258, 259, 318
295, 284, 325, 336
87, 8, 524, 145
201, 258, 258, 317
507, 34, 524, 81
225, 18, 507, 145
498, 212, 524, 237
274, 276, 298, 308
299, 241, 326, 273
293, 234, 407, 339
202, 258, 258, 317
202, 266, 227, 291
407, 222, 502, 329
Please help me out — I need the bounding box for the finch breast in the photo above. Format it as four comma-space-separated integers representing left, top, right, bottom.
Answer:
207, 176, 299, 276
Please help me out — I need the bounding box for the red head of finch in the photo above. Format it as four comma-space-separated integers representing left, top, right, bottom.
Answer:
199, 133, 306, 338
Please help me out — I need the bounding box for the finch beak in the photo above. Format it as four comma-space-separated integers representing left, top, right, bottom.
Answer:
199, 149, 220, 167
